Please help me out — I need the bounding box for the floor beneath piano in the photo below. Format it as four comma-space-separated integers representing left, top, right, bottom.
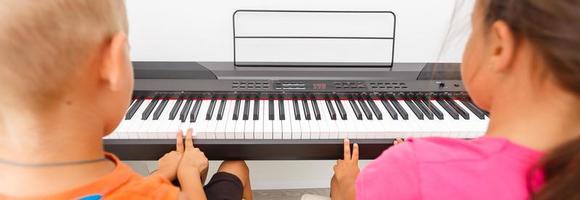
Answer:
125, 160, 372, 200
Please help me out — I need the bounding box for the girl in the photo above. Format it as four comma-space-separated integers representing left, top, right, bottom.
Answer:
332, 0, 580, 199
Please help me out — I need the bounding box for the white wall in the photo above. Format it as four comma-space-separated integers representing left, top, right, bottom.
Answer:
126, 0, 474, 63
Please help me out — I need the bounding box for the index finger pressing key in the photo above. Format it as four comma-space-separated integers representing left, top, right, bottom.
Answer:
176, 130, 184, 153
343, 138, 351, 160
185, 128, 194, 150
352, 143, 359, 162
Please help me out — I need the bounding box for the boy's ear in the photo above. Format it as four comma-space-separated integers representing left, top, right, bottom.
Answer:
100, 32, 129, 91
488, 21, 516, 73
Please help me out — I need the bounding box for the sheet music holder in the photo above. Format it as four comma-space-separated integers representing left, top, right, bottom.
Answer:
233, 10, 397, 68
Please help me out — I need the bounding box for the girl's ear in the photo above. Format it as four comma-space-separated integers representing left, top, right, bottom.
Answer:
99, 32, 129, 92
487, 20, 516, 73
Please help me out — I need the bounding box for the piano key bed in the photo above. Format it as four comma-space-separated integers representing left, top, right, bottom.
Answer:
105, 92, 489, 160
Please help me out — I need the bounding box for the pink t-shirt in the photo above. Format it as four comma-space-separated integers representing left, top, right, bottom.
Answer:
356, 137, 544, 200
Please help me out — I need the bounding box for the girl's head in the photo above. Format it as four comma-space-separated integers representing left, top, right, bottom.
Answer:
462, 1, 580, 199
461, 0, 580, 110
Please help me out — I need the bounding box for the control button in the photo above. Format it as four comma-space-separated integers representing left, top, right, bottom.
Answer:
436, 81, 445, 88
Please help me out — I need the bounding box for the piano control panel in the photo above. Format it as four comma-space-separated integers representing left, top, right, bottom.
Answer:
227, 80, 464, 92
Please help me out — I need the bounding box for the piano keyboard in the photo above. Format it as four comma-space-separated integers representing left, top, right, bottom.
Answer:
104, 68, 489, 160
107, 94, 488, 141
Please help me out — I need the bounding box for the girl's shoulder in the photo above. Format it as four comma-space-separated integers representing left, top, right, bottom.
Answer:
376, 136, 542, 164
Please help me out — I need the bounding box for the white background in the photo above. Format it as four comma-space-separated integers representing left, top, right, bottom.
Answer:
126, 0, 474, 63
124, 0, 475, 190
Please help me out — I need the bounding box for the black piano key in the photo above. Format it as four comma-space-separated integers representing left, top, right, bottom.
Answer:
232, 99, 241, 120
366, 99, 383, 120
445, 96, 469, 120
216, 99, 226, 120
169, 99, 184, 120
243, 99, 250, 120
254, 99, 261, 120
334, 99, 347, 120
403, 96, 424, 120
152, 99, 169, 120
278, 99, 285, 120
311, 99, 321, 120
357, 99, 373, 120
388, 95, 408, 120
349, 99, 363, 120
302, 99, 311, 120
142, 98, 160, 120
461, 100, 485, 120
380, 99, 398, 120
413, 99, 434, 120
422, 98, 444, 120
292, 99, 301, 120
437, 99, 459, 120
189, 99, 202, 123
180, 99, 193, 122
125, 98, 144, 120
206, 99, 217, 120
325, 99, 337, 120
129, 98, 136, 108
269, 99, 275, 120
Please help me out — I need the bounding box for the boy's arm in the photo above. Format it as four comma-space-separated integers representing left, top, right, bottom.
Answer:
150, 151, 182, 181
177, 167, 207, 200
176, 129, 209, 200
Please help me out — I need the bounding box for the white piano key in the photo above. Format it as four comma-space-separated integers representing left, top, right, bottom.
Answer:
297, 100, 311, 139
430, 100, 461, 138
454, 100, 487, 138
318, 100, 335, 139
150, 99, 175, 139
232, 99, 245, 139
167, 100, 186, 139
332, 101, 347, 139
205, 100, 221, 139
244, 100, 255, 139
126, 99, 151, 139
254, 100, 264, 139
411, 101, 446, 137
398, 100, 428, 138
272, 100, 283, 139
282, 100, 293, 140
224, 100, 237, 139
374, 100, 400, 139
195, 100, 210, 139
263, 100, 273, 139
289, 100, 302, 139
341, 100, 363, 139
216, 100, 233, 139
307, 101, 321, 139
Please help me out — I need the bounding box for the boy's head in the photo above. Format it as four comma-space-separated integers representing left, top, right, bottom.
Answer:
0, 0, 133, 135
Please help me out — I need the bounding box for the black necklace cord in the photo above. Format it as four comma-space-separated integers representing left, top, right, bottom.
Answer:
0, 156, 109, 168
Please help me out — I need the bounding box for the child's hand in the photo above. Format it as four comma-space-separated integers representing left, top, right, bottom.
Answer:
331, 139, 359, 200
394, 138, 405, 145
154, 150, 182, 181
177, 129, 209, 178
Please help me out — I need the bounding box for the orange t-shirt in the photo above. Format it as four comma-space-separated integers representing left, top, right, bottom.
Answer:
0, 153, 180, 200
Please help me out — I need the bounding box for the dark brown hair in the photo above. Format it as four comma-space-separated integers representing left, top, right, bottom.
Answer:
483, 0, 580, 199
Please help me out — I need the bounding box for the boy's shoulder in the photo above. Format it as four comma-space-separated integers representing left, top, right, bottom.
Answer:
34, 153, 180, 200
99, 153, 180, 200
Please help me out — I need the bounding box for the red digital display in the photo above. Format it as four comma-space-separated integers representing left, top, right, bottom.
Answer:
313, 83, 327, 90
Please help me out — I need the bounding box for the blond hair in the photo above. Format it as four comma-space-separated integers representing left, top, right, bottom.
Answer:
0, 0, 128, 108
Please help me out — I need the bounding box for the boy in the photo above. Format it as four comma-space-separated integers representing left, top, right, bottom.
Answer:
0, 0, 252, 199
